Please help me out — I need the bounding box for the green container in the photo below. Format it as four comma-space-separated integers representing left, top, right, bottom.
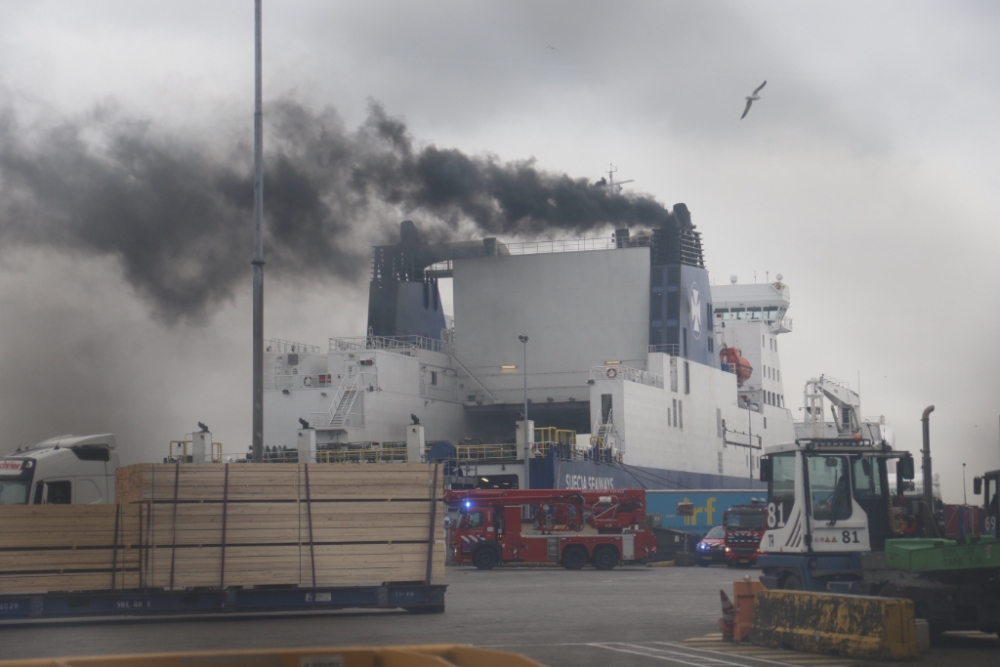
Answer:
884, 536, 999, 572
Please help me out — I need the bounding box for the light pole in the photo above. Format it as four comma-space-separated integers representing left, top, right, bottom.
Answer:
963, 463, 967, 504
519, 334, 529, 489
251, 0, 265, 463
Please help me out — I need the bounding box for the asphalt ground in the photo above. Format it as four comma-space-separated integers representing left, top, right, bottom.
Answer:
0, 564, 997, 666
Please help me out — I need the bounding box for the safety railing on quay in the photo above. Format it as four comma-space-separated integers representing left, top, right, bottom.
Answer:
590, 365, 664, 389
314, 448, 408, 464
165, 439, 223, 463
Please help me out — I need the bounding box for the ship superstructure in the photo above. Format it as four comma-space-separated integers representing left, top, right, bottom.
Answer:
263, 204, 795, 490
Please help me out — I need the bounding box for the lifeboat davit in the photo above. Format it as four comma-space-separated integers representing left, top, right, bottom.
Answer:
720, 346, 753, 387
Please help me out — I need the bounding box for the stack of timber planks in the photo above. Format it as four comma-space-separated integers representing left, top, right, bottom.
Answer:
118, 463, 446, 589
0, 463, 443, 595
0, 505, 140, 594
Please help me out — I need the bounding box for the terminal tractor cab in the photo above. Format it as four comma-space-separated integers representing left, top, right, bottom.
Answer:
756, 434, 929, 594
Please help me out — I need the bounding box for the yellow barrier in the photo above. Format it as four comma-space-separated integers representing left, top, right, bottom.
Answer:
0, 644, 546, 667
749, 590, 919, 660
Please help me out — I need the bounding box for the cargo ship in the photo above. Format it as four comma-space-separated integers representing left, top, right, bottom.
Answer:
263, 204, 796, 490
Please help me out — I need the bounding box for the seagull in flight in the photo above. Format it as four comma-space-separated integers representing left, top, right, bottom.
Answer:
741, 80, 766, 119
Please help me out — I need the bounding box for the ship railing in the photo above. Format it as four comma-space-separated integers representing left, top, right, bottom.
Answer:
266, 338, 322, 355
311, 371, 369, 429
768, 317, 793, 333
647, 344, 680, 356
455, 443, 519, 462
590, 365, 664, 389
504, 237, 618, 255
329, 335, 452, 355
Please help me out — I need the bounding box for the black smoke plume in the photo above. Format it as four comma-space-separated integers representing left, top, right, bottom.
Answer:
0, 100, 683, 323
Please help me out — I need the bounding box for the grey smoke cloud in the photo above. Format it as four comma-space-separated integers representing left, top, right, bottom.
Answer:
0, 100, 680, 324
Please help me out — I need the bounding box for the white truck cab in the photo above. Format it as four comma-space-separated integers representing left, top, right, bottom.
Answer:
0, 434, 120, 505
758, 437, 915, 555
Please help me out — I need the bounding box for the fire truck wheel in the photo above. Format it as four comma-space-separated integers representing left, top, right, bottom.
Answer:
562, 546, 588, 570
780, 574, 802, 590
472, 546, 498, 570
593, 545, 619, 570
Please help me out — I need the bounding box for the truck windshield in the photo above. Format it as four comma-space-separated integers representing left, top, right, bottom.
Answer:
0, 480, 30, 505
808, 455, 852, 522
726, 513, 765, 529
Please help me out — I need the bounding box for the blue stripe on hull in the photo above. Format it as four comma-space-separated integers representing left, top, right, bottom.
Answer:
539, 456, 766, 491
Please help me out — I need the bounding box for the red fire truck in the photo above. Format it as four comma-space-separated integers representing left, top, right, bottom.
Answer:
723, 501, 768, 567
445, 489, 657, 570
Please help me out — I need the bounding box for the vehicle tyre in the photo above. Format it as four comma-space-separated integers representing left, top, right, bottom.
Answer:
781, 574, 802, 590
562, 546, 588, 570
877, 583, 901, 598
593, 546, 619, 570
472, 547, 498, 570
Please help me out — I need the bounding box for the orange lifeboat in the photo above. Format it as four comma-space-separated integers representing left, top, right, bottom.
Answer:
720, 346, 753, 387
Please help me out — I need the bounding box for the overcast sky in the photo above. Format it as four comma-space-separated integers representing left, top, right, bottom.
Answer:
0, 1, 997, 502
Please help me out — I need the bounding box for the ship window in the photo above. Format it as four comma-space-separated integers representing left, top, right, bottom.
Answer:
672, 399, 678, 427
670, 357, 678, 392
684, 361, 690, 394
808, 455, 852, 522
708, 337, 714, 353
667, 408, 671, 426
678, 401, 683, 430
682, 328, 688, 357
430, 371, 438, 386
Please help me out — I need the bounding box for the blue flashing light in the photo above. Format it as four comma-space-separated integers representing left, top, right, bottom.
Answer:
465, 500, 471, 509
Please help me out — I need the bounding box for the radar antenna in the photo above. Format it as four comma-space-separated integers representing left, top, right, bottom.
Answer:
607, 164, 635, 194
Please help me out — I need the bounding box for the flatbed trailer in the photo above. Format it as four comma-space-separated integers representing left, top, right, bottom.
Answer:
0, 583, 446, 623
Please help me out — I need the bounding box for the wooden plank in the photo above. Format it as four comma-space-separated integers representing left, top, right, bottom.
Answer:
0, 572, 140, 595
0, 550, 140, 573
0, 505, 141, 549
137, 502, 445, 546
117, 463, 440, 503
142, 541, 446, 586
